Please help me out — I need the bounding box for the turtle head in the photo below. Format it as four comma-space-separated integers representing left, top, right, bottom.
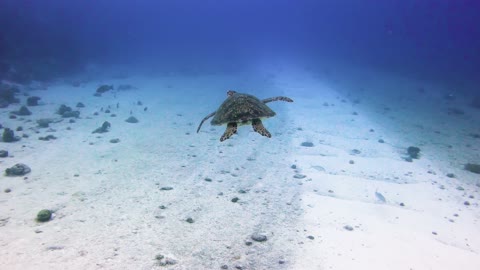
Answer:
227, 90, 237, 97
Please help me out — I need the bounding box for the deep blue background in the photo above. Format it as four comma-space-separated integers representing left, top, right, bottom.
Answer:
1, 0, 479, 86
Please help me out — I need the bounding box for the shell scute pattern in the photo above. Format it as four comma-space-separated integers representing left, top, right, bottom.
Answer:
196, 90, 293, 141
211, 93, 275, 125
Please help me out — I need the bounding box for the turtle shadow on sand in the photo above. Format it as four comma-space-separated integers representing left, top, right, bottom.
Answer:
196, 90, 293, 141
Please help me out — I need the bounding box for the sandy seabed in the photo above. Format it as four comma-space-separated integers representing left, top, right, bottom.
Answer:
1, 66, 479, 270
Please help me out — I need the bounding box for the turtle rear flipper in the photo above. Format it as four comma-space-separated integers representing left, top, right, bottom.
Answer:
252, 119, 271, 138
220, 122, 237, 142
197, 111, 216, 133
262, 96, 293, 104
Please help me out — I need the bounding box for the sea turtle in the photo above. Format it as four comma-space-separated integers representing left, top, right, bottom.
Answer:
197, 90, 293, 141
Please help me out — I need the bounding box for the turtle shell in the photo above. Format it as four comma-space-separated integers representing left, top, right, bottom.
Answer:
211, 93, 276, 126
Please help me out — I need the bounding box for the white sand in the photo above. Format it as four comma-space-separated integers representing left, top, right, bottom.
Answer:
0, 66, 479, 270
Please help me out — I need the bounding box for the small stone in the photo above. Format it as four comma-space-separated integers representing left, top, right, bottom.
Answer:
155, 254, 164, 260
350, 149, 361, 155
231, 197, 239, 203
27, 96, 41, 106
279, 260, 285, 264
349, 160, 355, 164
307, 235, 314, 240
290, 164, 297, 169
301, 142, 314, 147
186, 217, 194, 223
11, 105, 32, 116
4, 188, 11, 193
110, 138, 120, 143
343, 225, 354, 231
399, 202, 405, 207
464, 163, 480, 174
378, 139, 385, 143
470, 133, 480, 139
92, 121, 111, 134
46, 246, 64, 251
432, 231, 438, 235
36, 118, 53, 128
96, 85, 113, 94
407, 146, 420, 159
76, 102, 85, 108
0, 216, 9, 227
2, 128, 20, 142
251, 233, 267, 242
125, 116, 139, 123
293, 174, 306, 179
5, 163, 31, 176
39, 135, 57, 141
456, 186, 464, 191
446, 173, 455, 178
62, 110, 80, 118
0, 150, 8, 157
204, 177, 212, 182
160, 187, 173, 191
36, 209, 52, 222
221, 265, 229, 269
245, 241, 253, 246
464, 201, 470, 206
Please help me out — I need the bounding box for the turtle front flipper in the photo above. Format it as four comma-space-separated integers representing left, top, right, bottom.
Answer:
197, 111, 216, 133
220, 122, 238, 142
252, 119, 271, 138
262, 96, 293, 104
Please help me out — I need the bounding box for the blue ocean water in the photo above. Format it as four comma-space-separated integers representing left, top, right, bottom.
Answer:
1, 1, 480, 269
1, 0, 479, 86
